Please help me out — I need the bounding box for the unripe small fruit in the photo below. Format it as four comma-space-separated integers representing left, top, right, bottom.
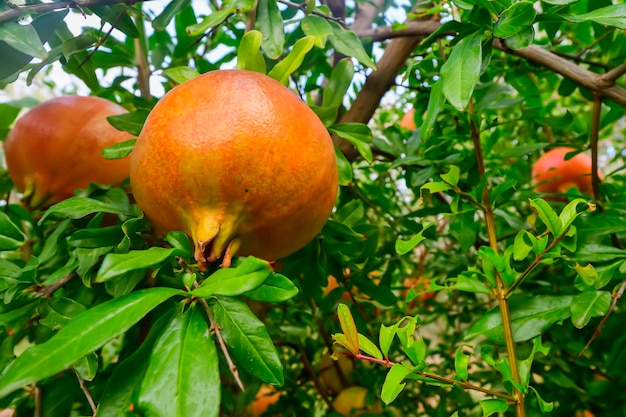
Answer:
399, 109, 416, 130
4, 96, 132, 209
130, 70, 338, 269
532, 147, 602, 195
332, 386, 382, 416
248, 384, 280, 417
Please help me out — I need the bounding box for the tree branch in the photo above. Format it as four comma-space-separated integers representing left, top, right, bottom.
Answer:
355, 22, 626, 108
0, 0, 157, 23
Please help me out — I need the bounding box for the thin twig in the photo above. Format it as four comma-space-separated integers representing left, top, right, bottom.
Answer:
78, 10, 126, 68
344, 352, 516, 402
0, 0, 158, 23
193, 281, 245, 391
579, 279, 626, 357
298, 345, 335, 410
469, 100, 526, 416
599, 62, 626, 85
277, 0, 347, 27
73, 368, 97, 416
34, 386, 42, 417
34, 273, 76, 298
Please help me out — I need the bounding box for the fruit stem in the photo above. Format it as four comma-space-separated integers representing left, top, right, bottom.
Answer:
469, 102, 527, 417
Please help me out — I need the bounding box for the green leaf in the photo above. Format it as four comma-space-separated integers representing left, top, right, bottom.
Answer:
0, 10, 67, 80
570, 290, 611, 329
322, 58, 354, 109
0, 21, 47, 59
0, 211, 25, 251
211, 296, 283, 385
329, 123, 373, 162
39, 197, 133, 224
357, 333, 383, 360
420, 80, 445, 141
441, 165, 460, 186
529, 386, 554, 412
237, 30, 266, 73
268, 36, 316, 85
97, 310, 174, 417
503, 25, 534, 50
396, 223, 434, 255
186, 8, 234, 36
454, 344, 472, 380
446, 274, 491, 294
328, 22, 376, 70
138, 307, 220, 417
563, 4, 626, 29
559, 198, 589, 230
480, 398, 509, 416
335, 145, 353, 185
96, 247, 181, 282
74, 352, 98, 382
421, 182, 453, 194
255, 0, 284, 59
107, 109, 150, 136
441, 31, 482, 111
465, 295, 574, 344
301, 15, 333, 48
337, 303, 359, 355
381, 364, 411, 405
190, 257, 273, 297
513, 230, 533, 261
102, 139, 136, 160
379, 322, 399, 360
530, 198, 562, 236
162, 66, 201, 84
493, 1, 536, 38
91, 5, 139, 38
0, 287, 181, 398
243, 273, 299, 302
153, 0, 192, 31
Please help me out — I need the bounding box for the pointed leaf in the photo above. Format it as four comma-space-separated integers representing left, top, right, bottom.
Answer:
441, 31, 482, 111
480, 398, 509, 416
570, 290, 611, 329
322, 58, 354, 108
337, 303, 359, 355
301, 15, 332, 48
211, 296, 283, 385
243, 273, 299, 302
191, 257, 273, 297
96, 247, 181, 282
420, 80, 445, 141
268, 36, 316, 85
0, 21, 47, 59
237, 30, 266, 73
357, 333, 383, 360
381, 364, 411, 405
530, 198, 562, 236
153, 0, 192, 31
255, 0, 284, 59
563, 4, 626, 29
39, 197, 133, 224
328, 21, 376, 70
138, 307, 220, 417
0, 211, 25, 250
0, 287, 181, 398
493, 1, 536, 38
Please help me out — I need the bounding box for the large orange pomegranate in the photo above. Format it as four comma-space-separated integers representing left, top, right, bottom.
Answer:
4, 96, 132, 209
130, 69, 338, 269
532, 147, 602, 195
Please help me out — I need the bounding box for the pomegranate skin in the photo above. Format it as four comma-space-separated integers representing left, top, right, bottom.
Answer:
532, 147, 602, 195
4, 96, 132, 209
130, 69, 338, 268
